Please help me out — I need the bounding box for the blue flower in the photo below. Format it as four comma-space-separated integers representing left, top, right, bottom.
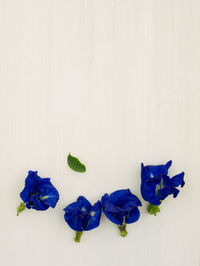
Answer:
63, 196, 102, 242
101, 189, 142, 237
17, 171, 59, 215
141, 160, 185, 215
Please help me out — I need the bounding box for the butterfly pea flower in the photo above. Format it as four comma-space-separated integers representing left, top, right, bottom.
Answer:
63, 196, 102, 242
101, 189, 142, 237
17, 171, 59, 215
141, 160, 185, 215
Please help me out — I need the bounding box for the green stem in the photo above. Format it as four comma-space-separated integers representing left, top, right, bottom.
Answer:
147, 203, 160, 216
74, 231, 83, 243
17, 202, 26, 216
118, 224, 128, 237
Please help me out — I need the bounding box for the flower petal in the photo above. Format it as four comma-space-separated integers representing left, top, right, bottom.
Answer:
125, 193, 142, 207
141, 161, 172, 180
85, 201, 102, 231
77, 196, 92, 212
172, 188, 180, 198
157, 186, 173, 201
141, 179, 161, 205
126, 207, 140, 224
165, 160, 172, 169
109, 189, 131, 200
103, 211, 124, 225
26, 195, 49, 210
101, 194, 118, 213
64, 202, 83, 231
169, 172, 185, 187
20, 171, 41, 202
39, 183, 59, 208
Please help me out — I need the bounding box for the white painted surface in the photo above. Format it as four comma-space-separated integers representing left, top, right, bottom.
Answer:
0, 1, 199, 266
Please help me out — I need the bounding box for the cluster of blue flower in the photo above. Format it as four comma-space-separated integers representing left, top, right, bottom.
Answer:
17, 160, 185, 242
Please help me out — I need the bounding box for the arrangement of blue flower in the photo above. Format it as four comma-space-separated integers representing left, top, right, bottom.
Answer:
17, 170, 59, 215
141, 160, 185, 215
17, 159, 185, 242
63, 196, 102, 242
101, 189, 142, 237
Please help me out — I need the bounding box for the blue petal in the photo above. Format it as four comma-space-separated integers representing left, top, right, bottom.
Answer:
103, 210, 124, 225
63, 201, 80, 213
157, 186, 173, 201
80, 214, 91, 230
101, 192, 132, 213
63, 202, 83, 231
20, 171, 41, 202
38, 183, 59, 208
77, 196, 92, 212
172, 188, 180, 198
126, 207, 140, 224
141, 179, 161, 205
85, 201, 102, 231
26, 195, 49, 210
141, 161, 172, 180
33, 177, 51, 190
165, 160, 172, 169
109, 189, 142, 208
101, 194, 118, 213
169, 172, 185, 187
125, 193, 142, 207
109, 189, 131, 200
157, 172, 184, 201
102, 190, 142, 225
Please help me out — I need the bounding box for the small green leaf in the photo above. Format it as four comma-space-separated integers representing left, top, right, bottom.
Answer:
67, 153, 86, 173
147, 204, 160, 216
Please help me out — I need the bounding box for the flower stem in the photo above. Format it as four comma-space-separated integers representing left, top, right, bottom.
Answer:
118, 224, 128, 237
74, 231, 83, 243
147, 203, 160, 216
17, 202, 26, 216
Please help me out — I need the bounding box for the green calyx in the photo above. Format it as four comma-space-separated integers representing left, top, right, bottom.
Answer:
118, 224, 128, 237
74, 231, 83, 243
147, 203, 160, 216
17, 202, 26, 216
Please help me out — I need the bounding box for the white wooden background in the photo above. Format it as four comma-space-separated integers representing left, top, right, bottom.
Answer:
0, 1, 199, 266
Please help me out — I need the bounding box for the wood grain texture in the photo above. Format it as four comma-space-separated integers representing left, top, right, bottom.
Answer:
0, 1, 199, 266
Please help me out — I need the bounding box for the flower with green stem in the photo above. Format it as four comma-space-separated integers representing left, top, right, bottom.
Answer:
101, 189, 142, 237
63, 196, 102, 242
141, 160, 185, 215
17, 171, 59, 215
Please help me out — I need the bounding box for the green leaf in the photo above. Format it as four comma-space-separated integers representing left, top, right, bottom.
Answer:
147, 204, 160, 216
67, 153, 86, 173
